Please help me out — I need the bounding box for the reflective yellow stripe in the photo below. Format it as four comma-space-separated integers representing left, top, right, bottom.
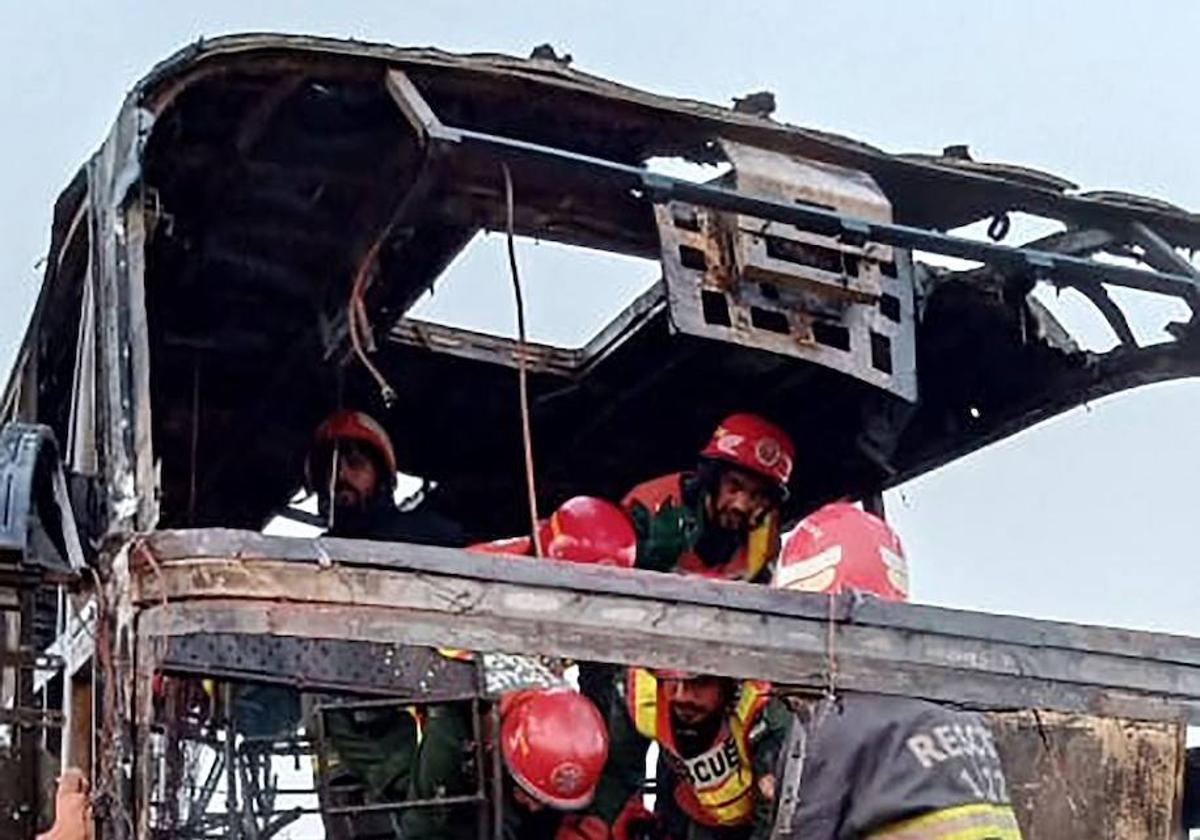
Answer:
870, 803, 1023, 840
437, 647, 475, 661
696, 702, 757, 825
630, 669, 659, 738
734, 681, 768, 721
632, 674, 769, 827
693, 764, 755, 824
744, 513, 777, 580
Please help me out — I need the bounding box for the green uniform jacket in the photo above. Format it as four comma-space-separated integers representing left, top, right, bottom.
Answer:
324, 706, 418, 800
623, 472, 778, 584
398, 704, 478, 840
320, 496, 467, 805
400, 704, 564, 840
589, 672, 792, 840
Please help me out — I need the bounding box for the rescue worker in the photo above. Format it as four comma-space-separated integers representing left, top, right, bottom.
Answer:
770, 503, 1024, 840
305, 409, 466, 840
587, 667, 793, 840
470, 495, 637, 732
400, 687, 611, 840
308, 409, 465, 544
398, 498, 636, 840
623, 414, 793, 584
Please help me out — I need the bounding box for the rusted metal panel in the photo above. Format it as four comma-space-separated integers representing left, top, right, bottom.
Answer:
721, 140, 892, 303
654, 144, 917, 401
388, 320, 581, 377
123, 530, 1200, 723
990, 710, 1185, 840
389, 281, 667, 378
160, 633, 478, 697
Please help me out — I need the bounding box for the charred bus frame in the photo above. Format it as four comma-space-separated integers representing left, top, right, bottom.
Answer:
2, 34, 1200, 839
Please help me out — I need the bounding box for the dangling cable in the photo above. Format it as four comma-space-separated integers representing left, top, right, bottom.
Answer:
502, 163, 544, 557
348, 229, 399, 406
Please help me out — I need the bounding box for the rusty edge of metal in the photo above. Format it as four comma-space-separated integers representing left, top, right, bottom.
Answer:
111, 528, 1200, 725
387, 280, 667, 378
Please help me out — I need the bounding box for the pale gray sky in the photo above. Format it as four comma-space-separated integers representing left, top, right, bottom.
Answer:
3, 1, 1199, 636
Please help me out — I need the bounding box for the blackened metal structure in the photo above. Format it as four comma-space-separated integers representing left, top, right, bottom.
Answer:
1, 33, 1200, 839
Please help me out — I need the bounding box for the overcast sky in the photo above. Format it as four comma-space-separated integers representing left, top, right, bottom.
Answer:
2, 1, 1199, 638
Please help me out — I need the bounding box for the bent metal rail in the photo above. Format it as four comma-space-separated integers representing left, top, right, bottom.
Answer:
118, 529, 1200, 724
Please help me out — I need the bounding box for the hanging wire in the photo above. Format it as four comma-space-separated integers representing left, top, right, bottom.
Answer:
347, 229, 399, 406
501, 163, 544, 557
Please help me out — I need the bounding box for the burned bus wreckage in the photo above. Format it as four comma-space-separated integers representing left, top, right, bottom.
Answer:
2, 33, 1200, 839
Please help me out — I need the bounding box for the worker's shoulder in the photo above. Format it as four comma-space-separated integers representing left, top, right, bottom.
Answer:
621, 472, 686, 509
814, 693, 988, 747
746, 691, 792, 740
364, 503, 468, 546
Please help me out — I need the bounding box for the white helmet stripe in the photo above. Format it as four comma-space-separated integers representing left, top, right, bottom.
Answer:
775, 545, 842, 591
880, 545, 909, 596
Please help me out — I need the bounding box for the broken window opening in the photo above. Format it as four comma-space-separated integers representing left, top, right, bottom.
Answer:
811, 321, 851, 351
1028, 285, 1124, 354
643, 156, 732, 185
870, 332, 894, 374
880, 293, 902, 323
407, 232, 659, 350
265, 475, 430, 538
952, 213, 1067, 250
701, 289, 733, 327
914, 213, 1066, 274
750, 306, 791, 335
679, 244, 708, 272
1029, 270, 1190, 355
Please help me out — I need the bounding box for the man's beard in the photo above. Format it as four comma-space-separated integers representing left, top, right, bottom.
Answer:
693, 525, 746, 569
319, 485, 381, 535
334, 482, 366, 511
714, 507, 751, 532
670, 707, 723, 758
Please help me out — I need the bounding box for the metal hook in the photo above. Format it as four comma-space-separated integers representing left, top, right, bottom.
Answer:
987, 213, 1011, 242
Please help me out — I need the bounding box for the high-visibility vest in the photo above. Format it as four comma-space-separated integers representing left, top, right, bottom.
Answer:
627, 668, 771, 827
622, 473, 779, 582
869, 802, 1023, 840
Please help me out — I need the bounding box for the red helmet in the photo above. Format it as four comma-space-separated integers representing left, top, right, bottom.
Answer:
307, 410, 397, 485
500, 688, 609, 810
649, 667, 695, 680
700, 413, 795, 490
774, 502, 908, 601
539, 497, 636, 567
469, 497, 636, 568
